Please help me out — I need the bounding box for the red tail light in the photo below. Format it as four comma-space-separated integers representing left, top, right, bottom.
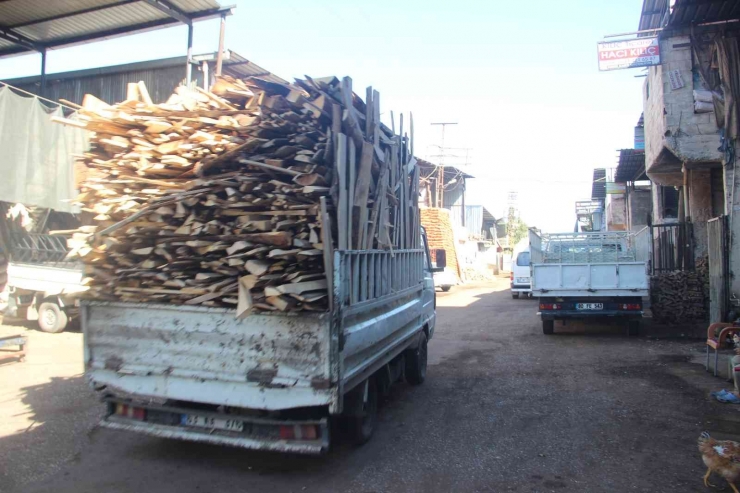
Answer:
540, 303, 562, 310
279, 425, 319, 440
116, 404, 146, 421
510, 272, 514, 280
620, 303, 641, 310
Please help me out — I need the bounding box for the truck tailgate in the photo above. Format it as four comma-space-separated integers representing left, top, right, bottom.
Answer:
84, 302, 335, 411
532, 262, 648, 296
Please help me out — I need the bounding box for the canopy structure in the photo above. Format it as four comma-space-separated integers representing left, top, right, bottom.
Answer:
0, 1, 235, 93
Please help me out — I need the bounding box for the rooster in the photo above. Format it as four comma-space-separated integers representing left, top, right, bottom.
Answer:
698, 432, 740, 492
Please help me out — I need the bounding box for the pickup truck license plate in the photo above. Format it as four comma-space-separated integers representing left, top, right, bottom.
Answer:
576, 303, 603, 310
182, 414, 244, 432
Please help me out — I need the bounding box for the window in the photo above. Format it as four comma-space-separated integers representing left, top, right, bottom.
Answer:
516, 251, 530, 266
661, 186, 679, 219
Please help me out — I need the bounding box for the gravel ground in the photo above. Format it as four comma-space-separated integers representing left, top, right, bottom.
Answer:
1, 278, 739, 493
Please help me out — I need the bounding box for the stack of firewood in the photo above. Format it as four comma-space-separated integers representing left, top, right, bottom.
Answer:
650, 257, 710, 323
60, 74, 418, 314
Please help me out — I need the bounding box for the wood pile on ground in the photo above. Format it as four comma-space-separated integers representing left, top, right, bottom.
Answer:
650, 257, 710, 323
60, 75, 419, 315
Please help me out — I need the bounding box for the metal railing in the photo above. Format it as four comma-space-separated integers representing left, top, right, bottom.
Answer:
9, 233, 73, 264
538, 232, 637, 264
650, 222, 694, 273
337, 249, 424, 307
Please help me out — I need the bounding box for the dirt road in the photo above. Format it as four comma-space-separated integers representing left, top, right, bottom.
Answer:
2, 278, 739, 492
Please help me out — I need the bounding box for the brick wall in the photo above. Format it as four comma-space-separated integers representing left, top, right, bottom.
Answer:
420, 207, 460, 280
644, 34, 721, 183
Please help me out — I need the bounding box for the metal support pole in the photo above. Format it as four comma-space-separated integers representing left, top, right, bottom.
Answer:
185, 23, 194, 84
201, 61, 209, 90
215, 13, 226, 76
40, 48, 47, 97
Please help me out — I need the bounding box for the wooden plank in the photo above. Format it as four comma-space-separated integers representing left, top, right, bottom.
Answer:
348, 140, 356, 250
354, 141, 374, 248
336, 133, 348, 250
319, 197, 334, 313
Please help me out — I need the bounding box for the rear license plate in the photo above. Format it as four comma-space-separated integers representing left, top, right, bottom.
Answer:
576, 303, 603, 310
516, 278, 529, 283
182, 414, 244, 432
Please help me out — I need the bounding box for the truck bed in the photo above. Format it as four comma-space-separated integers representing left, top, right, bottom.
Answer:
531, 262, 649, 297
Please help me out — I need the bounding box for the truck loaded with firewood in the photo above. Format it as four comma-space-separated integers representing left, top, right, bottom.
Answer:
65, 74, 443, 453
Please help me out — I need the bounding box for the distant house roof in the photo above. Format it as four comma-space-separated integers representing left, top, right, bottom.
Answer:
592, 168, 606, 200
615, 149, 647, 183
0, 1, 234, 58
639, 0, 740, 31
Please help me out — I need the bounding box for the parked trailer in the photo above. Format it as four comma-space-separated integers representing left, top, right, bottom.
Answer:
84, 235, 444, 454
529, 229, 650, 335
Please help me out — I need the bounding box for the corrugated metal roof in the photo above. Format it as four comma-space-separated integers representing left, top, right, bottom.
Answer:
615, 149, 647, 183
1, 49, 290, 104
0, 0, 233, 58
639, 0, 740, 31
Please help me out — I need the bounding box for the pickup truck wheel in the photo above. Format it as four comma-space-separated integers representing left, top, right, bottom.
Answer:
405, 333, 428, 385
441, 286, 451, 292
628, 320, 640, 337
38, 302, 68, 333
512, 293, 519, 299
542, 320, 554, 335
349, 378, 377, 445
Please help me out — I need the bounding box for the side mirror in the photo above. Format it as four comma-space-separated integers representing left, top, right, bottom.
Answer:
431, 249, 446, 272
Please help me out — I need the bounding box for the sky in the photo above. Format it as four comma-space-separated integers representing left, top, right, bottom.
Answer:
0, 0, 647, 232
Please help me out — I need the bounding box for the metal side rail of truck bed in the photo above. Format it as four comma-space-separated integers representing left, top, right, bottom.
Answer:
84, 248, 436, 453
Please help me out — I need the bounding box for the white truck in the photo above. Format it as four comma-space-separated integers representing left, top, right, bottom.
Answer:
529, 229, 650, 336
3, 233, 86, 333
83, 232, 444, 454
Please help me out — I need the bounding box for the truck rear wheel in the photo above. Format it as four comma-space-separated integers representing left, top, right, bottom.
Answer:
349, 378, 378, 445
512, 292, 519, 299
542, 320, 554, 335
405, 333, 428, 385
38, 302, 68, 333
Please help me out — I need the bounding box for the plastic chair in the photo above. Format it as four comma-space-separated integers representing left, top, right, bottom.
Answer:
706, 323, 739, 376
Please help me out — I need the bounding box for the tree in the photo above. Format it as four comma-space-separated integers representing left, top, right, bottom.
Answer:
506, 206, 529, 247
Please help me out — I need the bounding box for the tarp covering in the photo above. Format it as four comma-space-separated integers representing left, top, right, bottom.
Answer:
0, 86, 87, 212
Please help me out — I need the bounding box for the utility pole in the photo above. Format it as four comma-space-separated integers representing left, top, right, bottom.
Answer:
431, 122, 457, 208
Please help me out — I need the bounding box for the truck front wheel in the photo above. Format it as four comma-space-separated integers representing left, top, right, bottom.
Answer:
542, 320, 554, 335
38, 302, 68, 333
405, 333, 428, 385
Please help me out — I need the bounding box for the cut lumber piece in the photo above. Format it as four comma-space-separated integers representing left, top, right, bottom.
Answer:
245, 259, 271, 276
138, 81, 154, 106
264, 279, 327, 297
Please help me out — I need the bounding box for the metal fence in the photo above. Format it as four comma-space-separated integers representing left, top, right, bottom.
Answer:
9, 233, 72, 264
337, 250, 424, 307
649, 222, 694, 273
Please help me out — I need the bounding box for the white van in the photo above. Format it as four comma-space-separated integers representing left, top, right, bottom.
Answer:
510, 244, 531, 299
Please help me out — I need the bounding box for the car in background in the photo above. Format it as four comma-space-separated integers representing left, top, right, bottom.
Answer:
510, 246, 531, 299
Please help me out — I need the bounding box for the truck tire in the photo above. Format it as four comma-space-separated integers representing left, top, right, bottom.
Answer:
349, 378, 378, 445
405, 333, 428, 385
38, 302, 68, 333
441, 286, 451, 292
628, 320, 640, 337
512, 292, 519, 299
542, 320, 554, 335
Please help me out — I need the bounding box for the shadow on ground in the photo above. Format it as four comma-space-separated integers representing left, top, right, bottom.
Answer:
3, 282, 740, 493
